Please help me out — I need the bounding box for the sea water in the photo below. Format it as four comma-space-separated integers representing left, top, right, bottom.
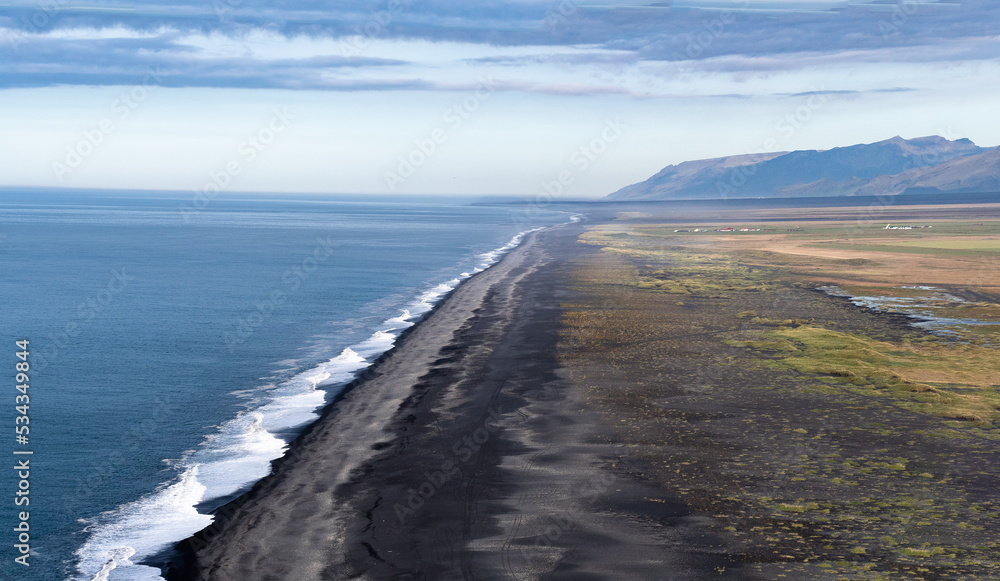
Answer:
0, 189, 567, 580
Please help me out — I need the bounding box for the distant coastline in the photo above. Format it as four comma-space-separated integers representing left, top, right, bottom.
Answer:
480, 191, 1000, 209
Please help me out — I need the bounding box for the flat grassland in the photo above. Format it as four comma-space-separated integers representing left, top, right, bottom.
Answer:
560, 205, 1000, 580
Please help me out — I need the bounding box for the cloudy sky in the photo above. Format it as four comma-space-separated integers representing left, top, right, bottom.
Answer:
1, 0, 998, 197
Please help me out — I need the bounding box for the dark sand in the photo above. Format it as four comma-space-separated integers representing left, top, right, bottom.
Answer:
171, 223, 736, 580
171, 207, 999, 580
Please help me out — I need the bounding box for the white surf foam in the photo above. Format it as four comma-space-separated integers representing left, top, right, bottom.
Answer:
352, 330, 399, 359
75, 467, 213, 581
385, 309, 412, 324
73, 226, 546, 581
189, 412, 287, 501
471, 227, 543, 273
254, 347, 368, 434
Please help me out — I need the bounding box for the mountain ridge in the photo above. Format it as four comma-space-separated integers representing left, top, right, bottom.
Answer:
606, 136, 997, 201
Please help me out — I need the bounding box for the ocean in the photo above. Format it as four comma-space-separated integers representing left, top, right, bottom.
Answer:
0, 189, 568, 581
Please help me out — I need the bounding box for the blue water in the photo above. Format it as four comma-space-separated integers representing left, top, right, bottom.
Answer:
0, 189, 567, 580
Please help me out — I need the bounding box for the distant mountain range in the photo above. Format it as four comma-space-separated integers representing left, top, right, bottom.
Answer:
606, 136, 1000, 201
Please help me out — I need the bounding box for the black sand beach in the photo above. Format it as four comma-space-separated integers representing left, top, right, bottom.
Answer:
170, 223, 737, 580
170, 206, 1000, 580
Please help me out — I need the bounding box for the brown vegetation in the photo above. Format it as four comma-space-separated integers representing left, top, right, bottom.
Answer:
559, 214, 1000, 579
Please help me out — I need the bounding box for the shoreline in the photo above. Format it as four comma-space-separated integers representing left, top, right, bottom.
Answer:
170, 219, 747, 580
162, 224, 567, 579
167, 219, 745, 580
164, 203, 1000, 580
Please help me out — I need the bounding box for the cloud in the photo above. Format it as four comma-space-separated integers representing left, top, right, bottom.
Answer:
0, 0, 998, 92
0, 30, 412, 89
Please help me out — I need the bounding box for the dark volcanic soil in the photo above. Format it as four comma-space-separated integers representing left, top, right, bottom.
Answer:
559, 245, 1000, 580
